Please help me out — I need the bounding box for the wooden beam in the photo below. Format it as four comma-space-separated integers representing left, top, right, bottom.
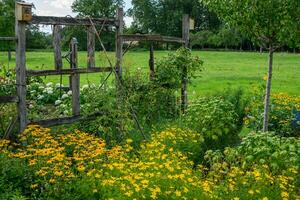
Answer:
31, 16, 116, 26
0, 96, 18, 103
122, 34, 185, 44
87, 26, 95, 68
70, 38, 80, 116
115, 8, 124, 81
16, 18, 27, 132
181, 14, 190, 113
53, 25, 63, 70
30, 112, 103, 127
0, 37, 17, 41
26, 67, 112, 77
149, 43, 155, 80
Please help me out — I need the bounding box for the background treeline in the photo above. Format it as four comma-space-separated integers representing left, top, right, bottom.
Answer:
0, 0, 299, 52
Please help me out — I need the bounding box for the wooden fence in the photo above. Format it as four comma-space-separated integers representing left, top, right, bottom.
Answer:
0, 2, 190, 133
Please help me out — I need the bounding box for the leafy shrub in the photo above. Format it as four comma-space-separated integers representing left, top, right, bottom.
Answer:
123, 48, 203, 127
155, 47, 203, 89
246, 91, 300, 137
204, 132, 300, 173
183, 96, 240, 151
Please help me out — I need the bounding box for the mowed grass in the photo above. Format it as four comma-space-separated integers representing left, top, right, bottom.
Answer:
0, 50, 299, 96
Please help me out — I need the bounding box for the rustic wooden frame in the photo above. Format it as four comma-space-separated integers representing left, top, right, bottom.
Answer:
1, 2, 190, 133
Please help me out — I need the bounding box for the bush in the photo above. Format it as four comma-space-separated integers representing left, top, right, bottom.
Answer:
246, 91, 300, 137
183, 96, 240, 151
204, 132, 300, 173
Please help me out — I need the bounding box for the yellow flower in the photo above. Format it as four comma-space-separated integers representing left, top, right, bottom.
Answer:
125, 191, 133, 197
262, 197, 268, 200
30, 184, 39, 189
77, 165, 86, 172
281, 191, 289, 198
248, 190, 254, 195
263, 75, 268, 81
54, 170, 63, 177
233, 197, 239, 200
175, 190, 181, 197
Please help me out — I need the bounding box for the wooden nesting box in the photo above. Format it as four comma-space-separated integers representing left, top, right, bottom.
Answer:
16, 2, 33, 22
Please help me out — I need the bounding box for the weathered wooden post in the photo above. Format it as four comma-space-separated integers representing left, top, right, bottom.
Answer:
15, 2, 32, 132
181, 14, 190, 113
53, 25, 63, 70
115, 7, 124, 82
70, 38, 80, 116
149, 43, 155, 80
87, 26, 95, 68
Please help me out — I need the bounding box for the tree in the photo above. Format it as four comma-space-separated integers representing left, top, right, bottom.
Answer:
72, 0, 124, 18
129, 0, 221, 37
203, 0, 300, 132
0, 0, 15, 51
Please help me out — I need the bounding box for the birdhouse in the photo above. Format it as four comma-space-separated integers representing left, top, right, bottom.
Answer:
189, 18, 195, 30
16, 2, 33, 22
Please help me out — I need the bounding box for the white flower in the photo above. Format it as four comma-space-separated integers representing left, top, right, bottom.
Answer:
67, 90, 72, 96
38, 86, 44, 90
55, 100, 62, 106
37, 95, 44, 100
56, 83, 64, 88
61, 94, 69, 100
46, 82, 53, 87
47, 90, 53, 95
29, 104, 34, 109
82, 85, 89, 90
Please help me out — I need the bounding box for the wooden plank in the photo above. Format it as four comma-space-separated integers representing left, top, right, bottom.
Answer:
15, 18, 27, 132
31, 16, 116, 26
0, 96, 18, 103
181, 14, 190, 113
70, 38, 80, 116
149, 43, 155, 80
87, 26, 95, 68
29, 112, 103, 127
0, 37, 17, 41
53, 25, 63, 70
26, 67, 112, 77
30, 115, 82, 127
121, 34, 185, 44
115, 8, 124, 81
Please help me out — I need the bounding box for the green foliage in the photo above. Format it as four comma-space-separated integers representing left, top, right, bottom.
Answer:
72, 0, 124, 18
204, 132, 300, 173
183, 96, 240, 151
155, 48, 203, 89
246, 90, 300, 137
129, 0, 221, 36
203, 0, 300, 48
0, 154, 32, 199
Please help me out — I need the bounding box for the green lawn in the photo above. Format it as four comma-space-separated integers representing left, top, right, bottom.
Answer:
1, 50, 299, 96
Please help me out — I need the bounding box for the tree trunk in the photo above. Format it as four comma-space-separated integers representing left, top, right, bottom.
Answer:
263, 45, 274, 132
260, 46, 263, 54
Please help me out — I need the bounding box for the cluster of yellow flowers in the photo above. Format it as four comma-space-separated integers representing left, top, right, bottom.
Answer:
272, 93, 300, 111
0, 125, 299, 199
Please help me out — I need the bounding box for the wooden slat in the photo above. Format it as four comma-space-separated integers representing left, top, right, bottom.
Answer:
149, 43, 155, 80
87, 26, 95, 68
30, 112, 103, 127
70, 38, 80, 116
16, 19, 27, 132
181, 14, 190, 113
53, 25, 63, 70
0, 96, 18, 103
31, 16, 116, 26
0, 37, 17, 41
26, 67, 112, 77
122, 34, 185, 44
115, 8, 124, 81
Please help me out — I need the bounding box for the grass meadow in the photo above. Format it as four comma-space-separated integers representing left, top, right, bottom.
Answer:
1, 50, 299, 96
